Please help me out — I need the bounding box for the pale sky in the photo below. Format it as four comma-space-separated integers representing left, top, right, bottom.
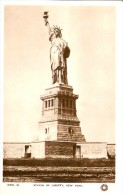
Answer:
4, 6, 115, 143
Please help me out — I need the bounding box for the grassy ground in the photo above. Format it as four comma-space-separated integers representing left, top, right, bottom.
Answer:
3, 158, 115, 183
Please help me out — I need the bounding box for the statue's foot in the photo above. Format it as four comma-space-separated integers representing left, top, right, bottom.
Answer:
60, 82, 64, 84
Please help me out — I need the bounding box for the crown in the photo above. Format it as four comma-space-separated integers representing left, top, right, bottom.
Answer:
52, 25, 62, 32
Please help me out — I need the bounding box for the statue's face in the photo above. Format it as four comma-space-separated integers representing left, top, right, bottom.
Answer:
54, 29, 60, 37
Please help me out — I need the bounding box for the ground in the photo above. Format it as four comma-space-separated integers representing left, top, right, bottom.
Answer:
3, 158, 115, 183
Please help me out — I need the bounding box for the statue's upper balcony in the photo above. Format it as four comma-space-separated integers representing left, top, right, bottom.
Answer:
40, 83, 79, 100
45, 83, 73, 93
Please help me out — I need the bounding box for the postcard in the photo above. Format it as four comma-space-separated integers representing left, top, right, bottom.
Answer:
0, 0, 123, 195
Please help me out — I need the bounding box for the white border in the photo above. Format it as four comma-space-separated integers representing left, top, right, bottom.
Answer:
0, 1, 123, 195
0, 0, 4, 191
115, 2, 123, 192
0, 0, 122, 6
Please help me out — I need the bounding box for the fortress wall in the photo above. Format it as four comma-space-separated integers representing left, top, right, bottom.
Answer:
3, 142, 115, 159
107, 144, 115, 158
77, 142, 108, 159
3, 143, 27, 158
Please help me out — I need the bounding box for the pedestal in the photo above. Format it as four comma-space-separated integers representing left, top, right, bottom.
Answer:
39, 83, 86, 142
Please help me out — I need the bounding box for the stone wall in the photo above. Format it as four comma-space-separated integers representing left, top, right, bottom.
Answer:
3, 142, 45, 159
77, 142, 108, 159
3, 141, 112, 159
3, 142, 28, 158
45, 141, 76, 158
107, 144, 115, 158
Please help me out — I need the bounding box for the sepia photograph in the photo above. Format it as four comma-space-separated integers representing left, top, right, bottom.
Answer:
3, 4, 116, 183
1, 1, 123, 194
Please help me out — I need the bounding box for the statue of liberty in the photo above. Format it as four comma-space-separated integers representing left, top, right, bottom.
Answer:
43, 12, 70, 84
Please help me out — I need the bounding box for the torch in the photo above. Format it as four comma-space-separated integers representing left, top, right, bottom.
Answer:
43, 11, 49, 26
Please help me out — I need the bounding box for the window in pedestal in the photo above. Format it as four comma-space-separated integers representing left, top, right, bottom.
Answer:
73, 100, 76, 108
45, 128, 49, 134
68, 126, 74, 135
48, 100, 50, 107
70, 100, 72, 108
62, 99, 65, 107
45, 101, 47, 108
66, 100, 68, 107
51, 99, 54, 107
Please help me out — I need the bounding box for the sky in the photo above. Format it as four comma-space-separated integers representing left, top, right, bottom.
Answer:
4, 5, 115, 143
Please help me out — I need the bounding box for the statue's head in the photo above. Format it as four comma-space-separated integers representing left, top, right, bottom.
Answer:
49, 26, 62, 41
52, 26, 62, 38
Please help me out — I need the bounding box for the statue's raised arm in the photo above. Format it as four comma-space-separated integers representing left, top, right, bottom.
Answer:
43, 12, 70, 85
43, 12, 52, 38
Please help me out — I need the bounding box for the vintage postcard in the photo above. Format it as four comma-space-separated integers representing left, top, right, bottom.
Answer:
0, 0, 123, 195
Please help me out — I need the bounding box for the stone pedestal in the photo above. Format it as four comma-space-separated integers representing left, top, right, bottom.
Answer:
39, 83, 86, 142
